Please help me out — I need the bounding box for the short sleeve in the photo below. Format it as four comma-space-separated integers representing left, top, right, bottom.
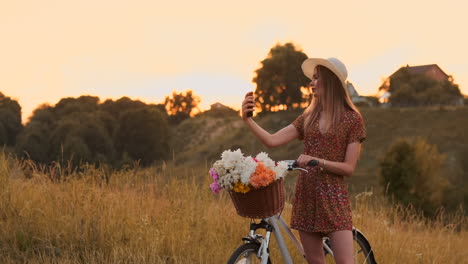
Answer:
291, 114, 305, 140
347, 113, 366, 144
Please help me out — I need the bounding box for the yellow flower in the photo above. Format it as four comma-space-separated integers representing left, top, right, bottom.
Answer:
233, 182, 251, 193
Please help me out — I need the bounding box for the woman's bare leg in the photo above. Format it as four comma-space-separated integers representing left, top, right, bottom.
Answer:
328, 230, 354, 264
299, 230, 325, 264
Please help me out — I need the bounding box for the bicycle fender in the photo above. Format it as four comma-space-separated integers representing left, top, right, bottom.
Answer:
352, 228, 377, 263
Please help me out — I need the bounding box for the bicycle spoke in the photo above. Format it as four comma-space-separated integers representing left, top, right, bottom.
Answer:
228, 244, 264, 264
241, 252, 251, 264
354, 250, 372, 264
238, 259, 248, 264
237, 253, 254, 264
353, 242, 370, 264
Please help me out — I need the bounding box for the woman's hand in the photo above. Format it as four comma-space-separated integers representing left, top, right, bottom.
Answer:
242, 92, 255, 121
296, 154, 319, 168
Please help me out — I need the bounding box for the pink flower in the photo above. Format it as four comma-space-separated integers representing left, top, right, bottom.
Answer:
209, 168, 219, 181
210, 182, 222, 194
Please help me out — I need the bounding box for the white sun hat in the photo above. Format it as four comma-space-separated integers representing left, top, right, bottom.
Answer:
301, 57, 348, 89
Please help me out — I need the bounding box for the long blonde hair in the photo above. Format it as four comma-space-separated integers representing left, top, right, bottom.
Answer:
303, 65, 360, 133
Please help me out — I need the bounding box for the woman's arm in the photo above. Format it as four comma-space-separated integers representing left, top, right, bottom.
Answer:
296, 142, 361, 177
242, 92, 299, 148
244, 121, 299, 148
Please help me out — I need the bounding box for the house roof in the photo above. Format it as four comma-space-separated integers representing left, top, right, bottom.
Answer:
346, 82, 359, 97
210, 102, 229, 109
392, 64, 449, 78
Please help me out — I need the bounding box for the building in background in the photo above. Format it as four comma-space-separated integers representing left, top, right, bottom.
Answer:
347, 82, 374, 106
378, 64, 463, 106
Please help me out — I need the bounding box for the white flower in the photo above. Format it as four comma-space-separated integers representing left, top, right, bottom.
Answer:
272, 161, 288, 179
219, 174, 233, 189
230, 167, 242, 182
216, 149, 246, 189
240, 156, 258, 184
211, 149, 289, 191
221, 149, 244, 170
213, 160, 227, 176
256, 152, 275, 168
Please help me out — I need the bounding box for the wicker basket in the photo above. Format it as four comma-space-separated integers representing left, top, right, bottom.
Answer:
229, 178, 285, 219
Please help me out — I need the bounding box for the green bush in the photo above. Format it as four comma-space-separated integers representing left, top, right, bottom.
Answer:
380, 138, 448, 216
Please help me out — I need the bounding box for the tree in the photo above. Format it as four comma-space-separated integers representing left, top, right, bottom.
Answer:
252, 43, 310, 112
386, 69, 462, 106
17, 98, 116, 165
17, 95, 172, 167
16, 105, 54, 162
73, 112, 116, 164
0, 92, 23, 146
100, 97, 148, 141
115, 106, 170, 166
164, 90, 201, 124
47, 97, 115, 164
55, 96, 100, 116
100, 97, 147, 119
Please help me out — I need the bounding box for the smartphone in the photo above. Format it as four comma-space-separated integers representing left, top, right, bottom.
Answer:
246, 91, 254, 117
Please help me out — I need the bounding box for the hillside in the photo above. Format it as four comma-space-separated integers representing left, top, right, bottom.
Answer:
170, 106, 468, 196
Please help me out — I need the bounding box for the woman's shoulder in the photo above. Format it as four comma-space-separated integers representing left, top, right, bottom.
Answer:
291, 113, 305, 129
343, 110, 363, 124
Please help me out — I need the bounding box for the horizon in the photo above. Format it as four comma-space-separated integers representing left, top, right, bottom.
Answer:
2, 0, 467, 122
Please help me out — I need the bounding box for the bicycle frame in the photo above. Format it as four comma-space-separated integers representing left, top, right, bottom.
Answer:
265, 214, 304, 263
244, 213, 334, 264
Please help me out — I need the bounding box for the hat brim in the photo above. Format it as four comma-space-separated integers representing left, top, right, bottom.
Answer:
302, 58, 347, 89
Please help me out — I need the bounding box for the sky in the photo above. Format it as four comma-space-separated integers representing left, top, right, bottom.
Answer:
1, 0, 467, 122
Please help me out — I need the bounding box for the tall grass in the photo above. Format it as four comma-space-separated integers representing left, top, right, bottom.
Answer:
0, 153, 466, 263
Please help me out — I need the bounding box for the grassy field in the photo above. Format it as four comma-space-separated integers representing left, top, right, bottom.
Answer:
0, 153, 467, 263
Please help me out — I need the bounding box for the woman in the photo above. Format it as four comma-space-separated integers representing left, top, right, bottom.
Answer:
241, 57, 366, 264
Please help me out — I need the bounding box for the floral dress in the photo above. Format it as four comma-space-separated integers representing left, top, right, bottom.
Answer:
290, 110, 366, 235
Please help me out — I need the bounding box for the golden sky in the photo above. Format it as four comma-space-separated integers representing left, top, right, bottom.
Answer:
1, 0, 467, 122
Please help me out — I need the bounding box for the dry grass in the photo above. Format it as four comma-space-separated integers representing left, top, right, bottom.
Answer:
0, 153, 466, 263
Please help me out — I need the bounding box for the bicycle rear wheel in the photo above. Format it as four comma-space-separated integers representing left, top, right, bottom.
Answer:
227, 243, 271, 264
324, 229, 377, 264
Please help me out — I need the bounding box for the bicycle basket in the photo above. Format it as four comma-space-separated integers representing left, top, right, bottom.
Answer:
229, 178, 285, 219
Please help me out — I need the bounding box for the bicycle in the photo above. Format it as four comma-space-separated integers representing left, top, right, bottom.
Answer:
227, 160, 377, 264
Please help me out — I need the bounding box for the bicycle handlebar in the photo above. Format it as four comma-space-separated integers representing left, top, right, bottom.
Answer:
306, 159, 320, 167
284, 159, 319, 171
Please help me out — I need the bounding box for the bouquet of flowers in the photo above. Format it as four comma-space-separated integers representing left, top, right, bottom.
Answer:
209, 149, 289, 194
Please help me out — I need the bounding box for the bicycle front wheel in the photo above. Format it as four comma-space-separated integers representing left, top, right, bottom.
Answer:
227, 243, 271, 264
324, 229, 376, 264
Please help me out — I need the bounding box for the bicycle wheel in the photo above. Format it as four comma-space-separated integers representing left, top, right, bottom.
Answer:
324, 230, 377, 264
351, 230, 376, 264
227, 243, 271, 264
